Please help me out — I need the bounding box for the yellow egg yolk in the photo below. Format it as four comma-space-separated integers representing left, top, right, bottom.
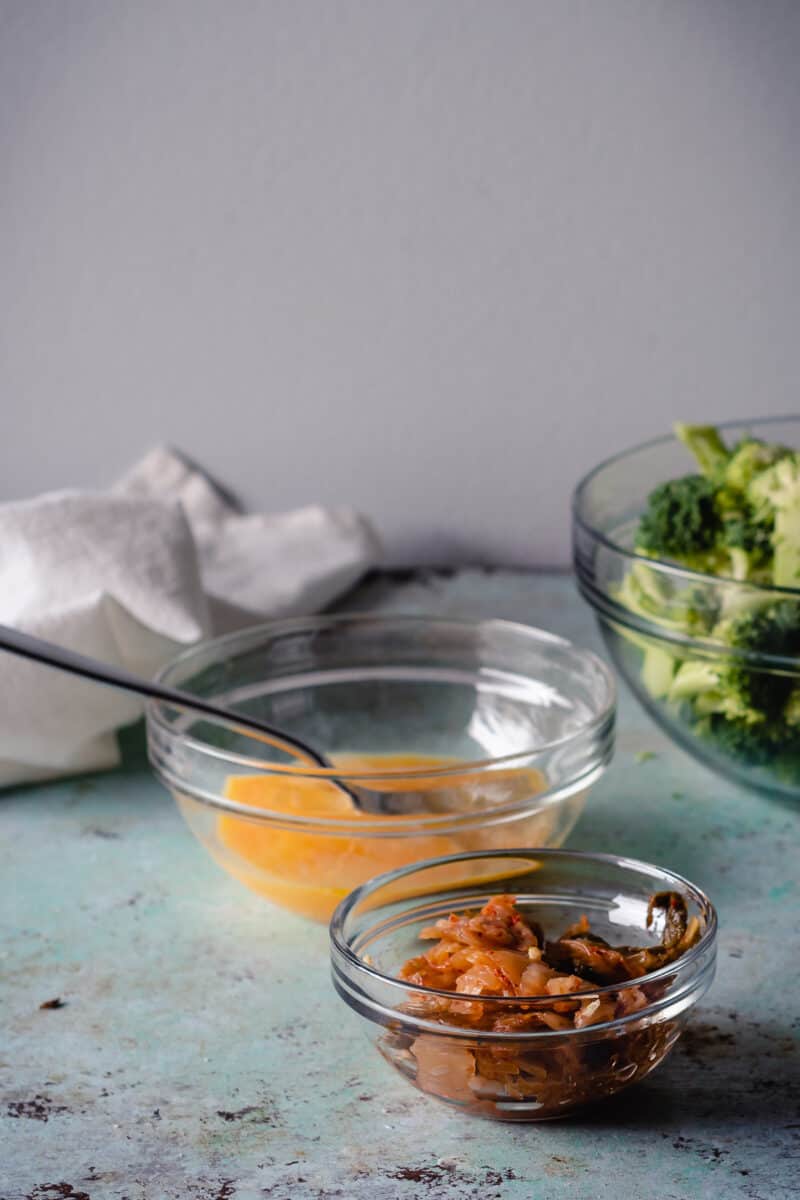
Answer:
216, 755, 546, 921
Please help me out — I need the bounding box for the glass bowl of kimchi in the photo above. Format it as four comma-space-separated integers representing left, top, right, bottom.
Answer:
330, 849, 717, 1121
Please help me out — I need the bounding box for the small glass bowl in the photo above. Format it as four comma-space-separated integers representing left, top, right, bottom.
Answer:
330, 849, 717, 1121
146, 614, 615, 921
573, 416, 800, 797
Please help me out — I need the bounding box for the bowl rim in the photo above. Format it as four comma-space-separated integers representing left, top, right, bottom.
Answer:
146, 612, 616, 797
572, 413, 800, 599
329, 847, 718, 1038
576, 571, 800, 672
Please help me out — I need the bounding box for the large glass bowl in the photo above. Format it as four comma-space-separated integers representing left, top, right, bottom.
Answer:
573, 416, 800, 797
330, 849, 717, 1121
147, 614, 615, 921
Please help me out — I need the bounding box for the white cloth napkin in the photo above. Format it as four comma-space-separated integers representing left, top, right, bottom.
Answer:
0, 447, 380, 786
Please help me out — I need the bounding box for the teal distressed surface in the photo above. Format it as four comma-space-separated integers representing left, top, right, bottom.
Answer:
1, 570, 798, 1200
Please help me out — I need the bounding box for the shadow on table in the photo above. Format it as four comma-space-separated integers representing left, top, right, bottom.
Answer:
570, 798, 725, 893
571, 1015, 798, 1133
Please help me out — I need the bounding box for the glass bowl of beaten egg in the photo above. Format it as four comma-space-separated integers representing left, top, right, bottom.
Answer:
146, 614, 615, 921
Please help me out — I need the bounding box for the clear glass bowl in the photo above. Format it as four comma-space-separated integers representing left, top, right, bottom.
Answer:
330, 848, 717, 1121
146, 614, 615, 921
573, 416, 800, 797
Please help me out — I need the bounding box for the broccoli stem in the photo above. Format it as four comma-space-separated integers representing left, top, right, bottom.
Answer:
773, 503, 800, 588
784, 687, 800, 727
674, 423, 730, 478
727, 547, 751, 582
640, 645, 676, 698
668, 660, 720, 702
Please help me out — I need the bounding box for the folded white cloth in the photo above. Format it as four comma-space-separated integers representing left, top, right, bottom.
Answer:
0, 447, 380, 786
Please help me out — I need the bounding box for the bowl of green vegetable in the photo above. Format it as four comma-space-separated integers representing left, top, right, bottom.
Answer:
573, 417, 800, 796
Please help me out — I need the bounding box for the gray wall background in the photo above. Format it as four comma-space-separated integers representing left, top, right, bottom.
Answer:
2, 0, 799, 565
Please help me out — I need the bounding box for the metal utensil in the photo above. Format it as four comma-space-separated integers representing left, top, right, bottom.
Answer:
0, 622, 437, 816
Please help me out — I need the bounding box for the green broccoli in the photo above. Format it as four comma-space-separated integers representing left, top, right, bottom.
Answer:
636, 431, 781, 582
704, 714, 782, 766
719, 509, 774, 582
617, 422, 800, 776
723, 438, 793, 493
720, 512, 772, 556
722, 597, 800, 662
637, 475, 722, 560
634, 424, 800, 588
748, 455, 800, 588
667, 600, 800, 759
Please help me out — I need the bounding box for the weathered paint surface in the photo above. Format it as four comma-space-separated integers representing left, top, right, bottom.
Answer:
2, 571, 798, 1200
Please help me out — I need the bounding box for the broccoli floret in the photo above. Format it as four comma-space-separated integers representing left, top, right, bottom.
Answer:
674, 662, 765, 726
688, 434, 788, 581
668, 660, 721, 703
620, 421, 800, 779
637, 475, 722, 559
748, 453, 800, 513
723, 438, 793, 493
721, 511, 773, 555
674, 423, 731, 478
723, 598, 800, 657
669, 601, 800, 762
706, 714, 781, 766
705, 706, 800, 768
718, 509, 774, 582
716, 600, 800, 717
635, 426, 799, 583
747, 455, 800, 587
